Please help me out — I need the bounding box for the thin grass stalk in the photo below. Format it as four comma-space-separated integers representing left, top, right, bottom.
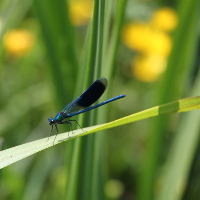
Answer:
103, 0, 127, 79
66, 1, 106, 199
90, 2, 106, 199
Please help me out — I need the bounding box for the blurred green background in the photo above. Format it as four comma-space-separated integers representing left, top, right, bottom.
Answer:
0, 0, 199, 200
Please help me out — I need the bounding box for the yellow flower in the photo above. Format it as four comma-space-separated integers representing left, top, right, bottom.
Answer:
144, 30, 172, 57
122, 23, 172, 57
132, 54, 167, 82
151, 8, 178, 31
3, 29, 34, 57
122, 23, 152, 52
69, 0, 93, 26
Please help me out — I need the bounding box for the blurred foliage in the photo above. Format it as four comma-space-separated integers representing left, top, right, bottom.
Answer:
0, 0, 199, 200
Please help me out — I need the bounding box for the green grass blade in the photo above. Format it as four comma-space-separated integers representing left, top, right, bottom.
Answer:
156, 69, 200, 200
103, 0, 127, 77
33, 0, 78, 106
1, 96, 199, 169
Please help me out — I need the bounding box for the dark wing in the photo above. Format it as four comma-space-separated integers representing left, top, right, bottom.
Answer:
62, 77, 108, 114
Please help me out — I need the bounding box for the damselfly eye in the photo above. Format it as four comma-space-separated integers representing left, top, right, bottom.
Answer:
48, 118, 54, 125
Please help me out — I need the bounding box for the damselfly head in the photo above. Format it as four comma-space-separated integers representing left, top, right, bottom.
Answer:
48, 117, 55, 125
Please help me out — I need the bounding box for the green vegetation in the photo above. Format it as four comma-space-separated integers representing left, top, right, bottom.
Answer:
0, 0, 199, 200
